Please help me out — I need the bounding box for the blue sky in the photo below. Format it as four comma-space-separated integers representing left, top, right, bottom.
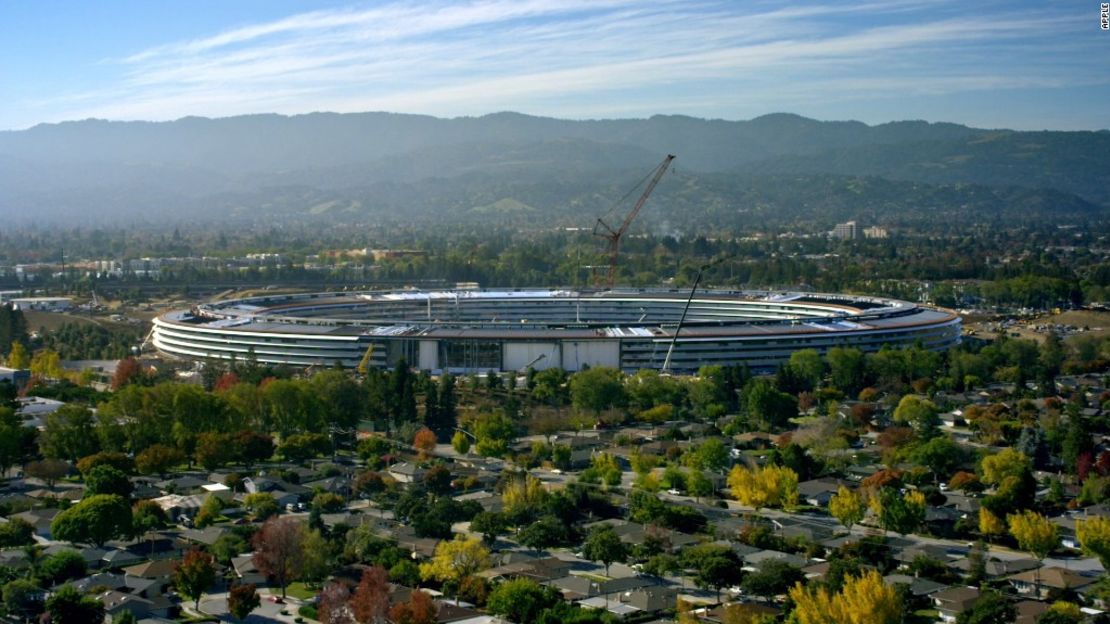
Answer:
2, 0, 1107, 130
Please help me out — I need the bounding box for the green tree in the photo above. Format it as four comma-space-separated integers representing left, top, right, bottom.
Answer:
472, 411, 515, 457
786, 348, 825, 391
84, 464, 133, 498
684, 544, 743, 600
517, 515, 570, 552
742, 378, 797, 429
893, 395, 940, 440
278, 432, 330, 463
0, 407, 34, 477
51, 494, 132, 547
582, 525, 628, 577
194, 494, 225, 529
487, 578, 561, 624
878, 488, 926, 536
426, 373, 458, 440
826, 347, 868, 395
911, 436, 966, 482
44, 584, 104, 622
174, 548, 217, 610
40, 404, 99, 461
569, 367, 627, 416
741, 560, 805, 601
686, 438, 730, 472
0, 517, 35, 548
470, 511, 508, 545
75, 451, 134, 476
212, 534, 249, 565
451, 430, 471, 455
2, 578, 43, 619
299, 529, 332, 585
955, 590, 1015, 624
39, 549, 88, 585
243, 492, 279, 520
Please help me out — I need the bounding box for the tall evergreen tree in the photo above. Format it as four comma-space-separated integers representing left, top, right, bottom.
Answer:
391, 357, 417, 427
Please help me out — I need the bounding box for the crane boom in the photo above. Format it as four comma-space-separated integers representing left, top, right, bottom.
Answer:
593, 154, 675, 288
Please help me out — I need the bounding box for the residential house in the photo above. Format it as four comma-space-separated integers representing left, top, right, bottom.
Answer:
796, 478, 853, 507
124, 559, 179, 582
10, 508, 60, 538
948, 556, 1039, 579
231, 554, 265, 585
883, 574, 947, 597
932, 586, 980, 624
741, 549, 808, 571
387, 462, 426, 484
150, 494, 205, 521
42, 545, 108, 571
155, 476, 210, 495
1006, 567, 1098, 600
101, 549, 146, 569
477, 557, 573, 583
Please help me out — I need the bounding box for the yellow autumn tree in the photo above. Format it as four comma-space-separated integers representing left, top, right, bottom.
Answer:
789, 570, 901, 624
728, 464, 798, 511
836, 570, 903, 624
419, 535, 491, 587
828, 486, 865, 531
676, 598, 699, 624
1045, 601, 1082, 621
501, 474, 548, 514
29, 349, 62, 379
6, 342, 29, 369
1076, 516, 1110, 570
1007, 510, 1058, 561
979, 508, 1006, 542
980, 448, 1030, 486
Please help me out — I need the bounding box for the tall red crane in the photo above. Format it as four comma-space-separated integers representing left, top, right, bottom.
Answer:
592, 154, 676, 289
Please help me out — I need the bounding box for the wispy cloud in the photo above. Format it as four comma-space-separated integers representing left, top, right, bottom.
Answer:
29, 0, 1106, 127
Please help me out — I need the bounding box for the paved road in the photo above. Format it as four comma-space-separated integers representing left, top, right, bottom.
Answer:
198, 588, 304, 623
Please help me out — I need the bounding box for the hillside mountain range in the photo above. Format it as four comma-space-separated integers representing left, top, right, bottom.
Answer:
0, 111, 1106, 228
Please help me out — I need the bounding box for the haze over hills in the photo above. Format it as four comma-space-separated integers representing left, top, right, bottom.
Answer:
0, 111, 1106, 229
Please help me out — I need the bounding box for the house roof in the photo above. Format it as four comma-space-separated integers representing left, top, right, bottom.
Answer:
124, 558, 178, 579
797, 478, 853, 497
932, 586, 980, 612
1006, 567, 1098, 589
1015, 600, 1049, 624
884, 574, 947, 596
97, 590, 153, 614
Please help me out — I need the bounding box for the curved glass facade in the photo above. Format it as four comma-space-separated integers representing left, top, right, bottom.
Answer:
152, 289, 961, 373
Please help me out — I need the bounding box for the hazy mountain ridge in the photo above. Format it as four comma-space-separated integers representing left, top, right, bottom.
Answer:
0, 111, 1105, 227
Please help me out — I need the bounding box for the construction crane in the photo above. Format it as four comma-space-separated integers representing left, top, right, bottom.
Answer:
593, 154, 675, 289
356, 343, 375, 375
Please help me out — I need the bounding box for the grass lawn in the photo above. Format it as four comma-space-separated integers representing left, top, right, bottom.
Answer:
284, 582, 319, 601
909, 608, 939, 624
